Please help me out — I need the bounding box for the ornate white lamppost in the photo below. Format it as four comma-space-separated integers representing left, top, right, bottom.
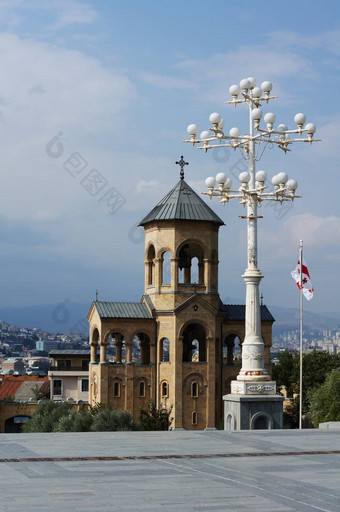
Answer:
184, 77, 319, 429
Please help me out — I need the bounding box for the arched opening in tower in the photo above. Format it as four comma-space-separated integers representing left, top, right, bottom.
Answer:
182, 323, 206, 362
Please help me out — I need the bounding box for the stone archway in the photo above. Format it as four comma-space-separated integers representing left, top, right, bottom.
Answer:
182, 323, 206, 363
250, 411, 273, 430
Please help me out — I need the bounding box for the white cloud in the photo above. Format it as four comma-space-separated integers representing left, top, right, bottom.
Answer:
31, 210, 61, 223
0, 1, 99, 31
267, 29, 340, 57
48, 0, 99, 30
0, 33, 135, 139
139, 72, 197, 91
136, 179, 160, 194
312, 114, 340, 158
175, 47, 315, 104
261, 213, 340, 258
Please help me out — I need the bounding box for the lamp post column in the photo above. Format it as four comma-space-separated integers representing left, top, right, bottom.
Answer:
237, 103, 269, 382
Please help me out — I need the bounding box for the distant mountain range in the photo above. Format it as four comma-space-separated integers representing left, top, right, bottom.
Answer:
269, 306, 340, 336
0, 301, 339, 335
0, 302, 90, 335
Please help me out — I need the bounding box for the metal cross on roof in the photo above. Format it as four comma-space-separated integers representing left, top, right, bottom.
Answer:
176, 156, 189, 180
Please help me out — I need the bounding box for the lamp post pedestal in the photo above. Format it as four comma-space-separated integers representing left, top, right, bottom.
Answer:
224, 266, 284, 430
223, 394, 284, 431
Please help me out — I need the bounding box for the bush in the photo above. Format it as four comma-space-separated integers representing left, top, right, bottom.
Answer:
308, 369, 340, 427
23, 400, 171, 433
53, 409, 94, 432
23, 400, 74, 433
138, 400, 173, 431
90, 408, 133, 432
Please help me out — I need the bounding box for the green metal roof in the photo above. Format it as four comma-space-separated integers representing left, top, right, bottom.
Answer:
94, 301, 152, 319
139, 179, 224, 226
220, 304, 275, 322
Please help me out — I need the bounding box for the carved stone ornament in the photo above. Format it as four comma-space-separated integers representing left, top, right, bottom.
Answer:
246, 383, 276, 394
231, 382, 243, 394
242, 352, 264, 361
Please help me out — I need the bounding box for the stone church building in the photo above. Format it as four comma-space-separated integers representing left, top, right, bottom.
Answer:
87, 168, 274, 429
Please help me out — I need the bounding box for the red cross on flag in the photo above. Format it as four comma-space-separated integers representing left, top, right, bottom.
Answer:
291, 259, 314, 301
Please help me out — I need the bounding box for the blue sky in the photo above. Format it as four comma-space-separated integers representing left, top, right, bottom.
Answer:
0, 0, 339, 320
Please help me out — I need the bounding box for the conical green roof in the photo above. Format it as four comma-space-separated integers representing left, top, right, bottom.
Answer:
139, 179, 224, 226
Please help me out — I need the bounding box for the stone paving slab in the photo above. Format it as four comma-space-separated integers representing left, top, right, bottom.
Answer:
0, 429, 339, 512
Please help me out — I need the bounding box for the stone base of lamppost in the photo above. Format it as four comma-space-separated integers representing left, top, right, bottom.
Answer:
223, 381, 284, 430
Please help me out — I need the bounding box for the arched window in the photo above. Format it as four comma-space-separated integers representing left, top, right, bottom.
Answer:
134, 333, 150, 365
110, 333, 125, 363
177, 242, 204, 285
161, 251, 171, 284
223, 335, 242, 364
139, 381, 146, 397
191, 381, 198, 398
182, 324, 206, 362
147, 245, 155, 286
192, 411, 198, 425
160, 338, 170, 362
161, 381, 168, 398
191, 257, 199, 284
113, 382, 120, 397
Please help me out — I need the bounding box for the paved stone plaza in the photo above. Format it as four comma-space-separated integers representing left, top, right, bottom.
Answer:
0, 429, 339, 511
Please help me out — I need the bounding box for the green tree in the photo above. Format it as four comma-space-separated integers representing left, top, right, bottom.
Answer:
90, 407, 133, 432
54, 409, 94, 432
23, 400, 74, 433
138, 400, 173, 431
283, 396, 299, 429
272, 350, 340, 411
308, 369, 340, 426
272, 350, 298, 397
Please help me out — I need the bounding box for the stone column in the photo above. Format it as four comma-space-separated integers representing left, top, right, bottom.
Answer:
154, 257, 162, 291
115, 340, 122, 363
90, 343, 98, 364
204, 258, 211, 291
100, 343, 107, 364
125, 341, 133, 364
171, 257, 179, 289
140, 340, 148, 365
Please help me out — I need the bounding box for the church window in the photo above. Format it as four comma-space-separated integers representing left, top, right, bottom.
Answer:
139, 381, 146, 397
160, 338, 170, 362
161, 251, 171, 284
191, 381, 198, 398
192, 411, 198, 425
191, 256, 199, 283
147, 245, 155, 286
113, 382, 120, 397
161, 381, 168, 397
182, 323, 206, 363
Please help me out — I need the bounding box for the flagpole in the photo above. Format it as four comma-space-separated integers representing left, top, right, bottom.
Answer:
299, 239, 303, 430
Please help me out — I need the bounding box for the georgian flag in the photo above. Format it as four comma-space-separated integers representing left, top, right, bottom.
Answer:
291, 259, 314, 300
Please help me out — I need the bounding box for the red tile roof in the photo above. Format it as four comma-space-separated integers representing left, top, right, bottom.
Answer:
0, 381, 22, 399
0, 375, 49, 400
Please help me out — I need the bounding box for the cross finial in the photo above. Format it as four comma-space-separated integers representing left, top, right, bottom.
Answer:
96, 289, 98, 301
176, 156, 189, 180
260, 293, 263, 306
